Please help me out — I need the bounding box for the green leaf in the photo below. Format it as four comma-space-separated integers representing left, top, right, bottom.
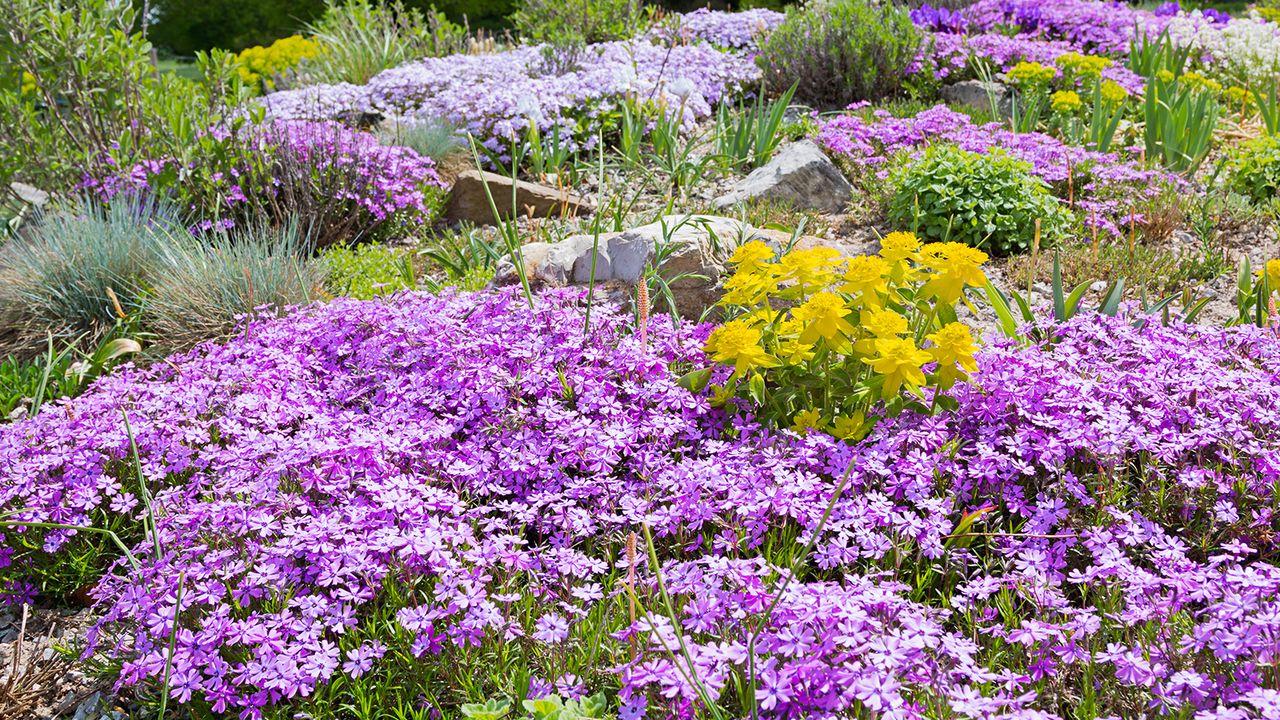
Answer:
1098, 278, 1125, 317
677, 367, 713, 394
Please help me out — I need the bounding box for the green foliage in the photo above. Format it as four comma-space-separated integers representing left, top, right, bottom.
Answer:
147, 0, 326, 54
1234, 257, 1279, 328
513, 0, 649, 74
0, 336, 139, 421
144, 222, 326, 351
0, 199, 173, 353
322, 242, 417, 299
755, 0, 920, 108
305, 0, 469, 86
512, 0, 647, 46
0, 0, 248, 192
889, 145, 1071, 256
1224, 134, 1280, 207
520, 694, 610, 720
1142, 71, 1220, 175
420, 227, 504, 291
714, 84, 798, 171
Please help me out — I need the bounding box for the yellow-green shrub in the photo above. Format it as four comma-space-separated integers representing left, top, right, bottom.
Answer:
235, 35, 321, 92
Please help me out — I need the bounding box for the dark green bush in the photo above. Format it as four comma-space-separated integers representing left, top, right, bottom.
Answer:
889, 145, 1072, 256
147, 0, 327, 54
756, 0, 921, 108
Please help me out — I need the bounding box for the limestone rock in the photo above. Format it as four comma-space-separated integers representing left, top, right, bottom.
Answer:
713, 140, 852, 214
445, 170, 593, 225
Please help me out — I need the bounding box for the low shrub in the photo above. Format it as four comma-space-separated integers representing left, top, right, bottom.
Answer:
145, 223, 326, 351
888, 144, 1072, 256
1225, 134, 1280, 207
512, 0, 648, 46
0, 0, 248, 192
322, 242, 417, 299
304, 0, 469, 86
755, 0, 921, 107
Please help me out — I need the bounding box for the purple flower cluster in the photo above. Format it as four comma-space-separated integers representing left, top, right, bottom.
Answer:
962, 0, 1158, 55
648, 8, 785, 49
910, 3, 969, 34
3, 287, 1280, 718
87, 120, 443, 235
262, 38, 761, 154
815, 104, 1177, 237
918, 31, 1145, 93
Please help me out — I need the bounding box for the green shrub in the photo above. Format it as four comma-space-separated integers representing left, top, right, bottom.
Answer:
888, 145, 1072, 256
304, 0, 469, 86
755, 0, 921, 108
322, 242, 417, 299
513, 0, 648, 72
1225, 135, 1280, 207
145, 223, 326, 351
148, 0, 326, 54
0, 0, 248, 192
0, 199, 176, 353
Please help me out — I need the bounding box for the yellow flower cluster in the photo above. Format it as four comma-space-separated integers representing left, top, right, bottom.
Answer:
20, 71, 37, 96
1055, 52, 1112, 80
1259, 259, 1280, 291
1050, 90, 1082, 113
235, 35, 321, 91
1099, 79, 1129, 105
1007, 61, 1057, 88
1179, 71, 1223, 95
705, 232, 987, 440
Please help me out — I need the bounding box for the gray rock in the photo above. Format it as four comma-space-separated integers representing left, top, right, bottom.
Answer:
498, 215, 885, 317
941, 80, 1011, 115
9, 182, 48, 208
713, 140, 853, 214
444, 170, 593, 226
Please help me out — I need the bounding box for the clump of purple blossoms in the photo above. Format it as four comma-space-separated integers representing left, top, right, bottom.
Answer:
3, 285, 1280, 718
648, 8, 785, 49
815, 104, 1177, 237
962, 0, 1160, 55
909, 3, 969, 33
262, 38, 761, 156
86, 120, 443, 239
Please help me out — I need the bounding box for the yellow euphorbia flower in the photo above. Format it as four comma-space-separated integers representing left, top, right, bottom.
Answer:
728, 240, 776, 272
862, 337, 933, 397
919, 243, 988, 304
722, 265, 778, 307
927, 323, 979, 372
791, 408, 822, 434
1258, 259, 1280, 291
840, 255, 890, 303
861, 309, 909, 338
1051, 90, 1082, 113
791, 292, 855, 344
1099, 80, 1129, 104
705, 319, 779, 375
879, 232, 921, 264
830, 412, 865, 440
778, 246, 844, 294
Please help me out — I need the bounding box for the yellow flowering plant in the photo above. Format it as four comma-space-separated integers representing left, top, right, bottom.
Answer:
701, 232, 986, 440
234, 35, 322, 93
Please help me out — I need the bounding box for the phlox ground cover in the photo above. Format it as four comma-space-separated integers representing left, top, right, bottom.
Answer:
2, 288, 1280, 719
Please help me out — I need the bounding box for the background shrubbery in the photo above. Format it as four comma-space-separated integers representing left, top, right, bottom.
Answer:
755, 0, 921, 108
